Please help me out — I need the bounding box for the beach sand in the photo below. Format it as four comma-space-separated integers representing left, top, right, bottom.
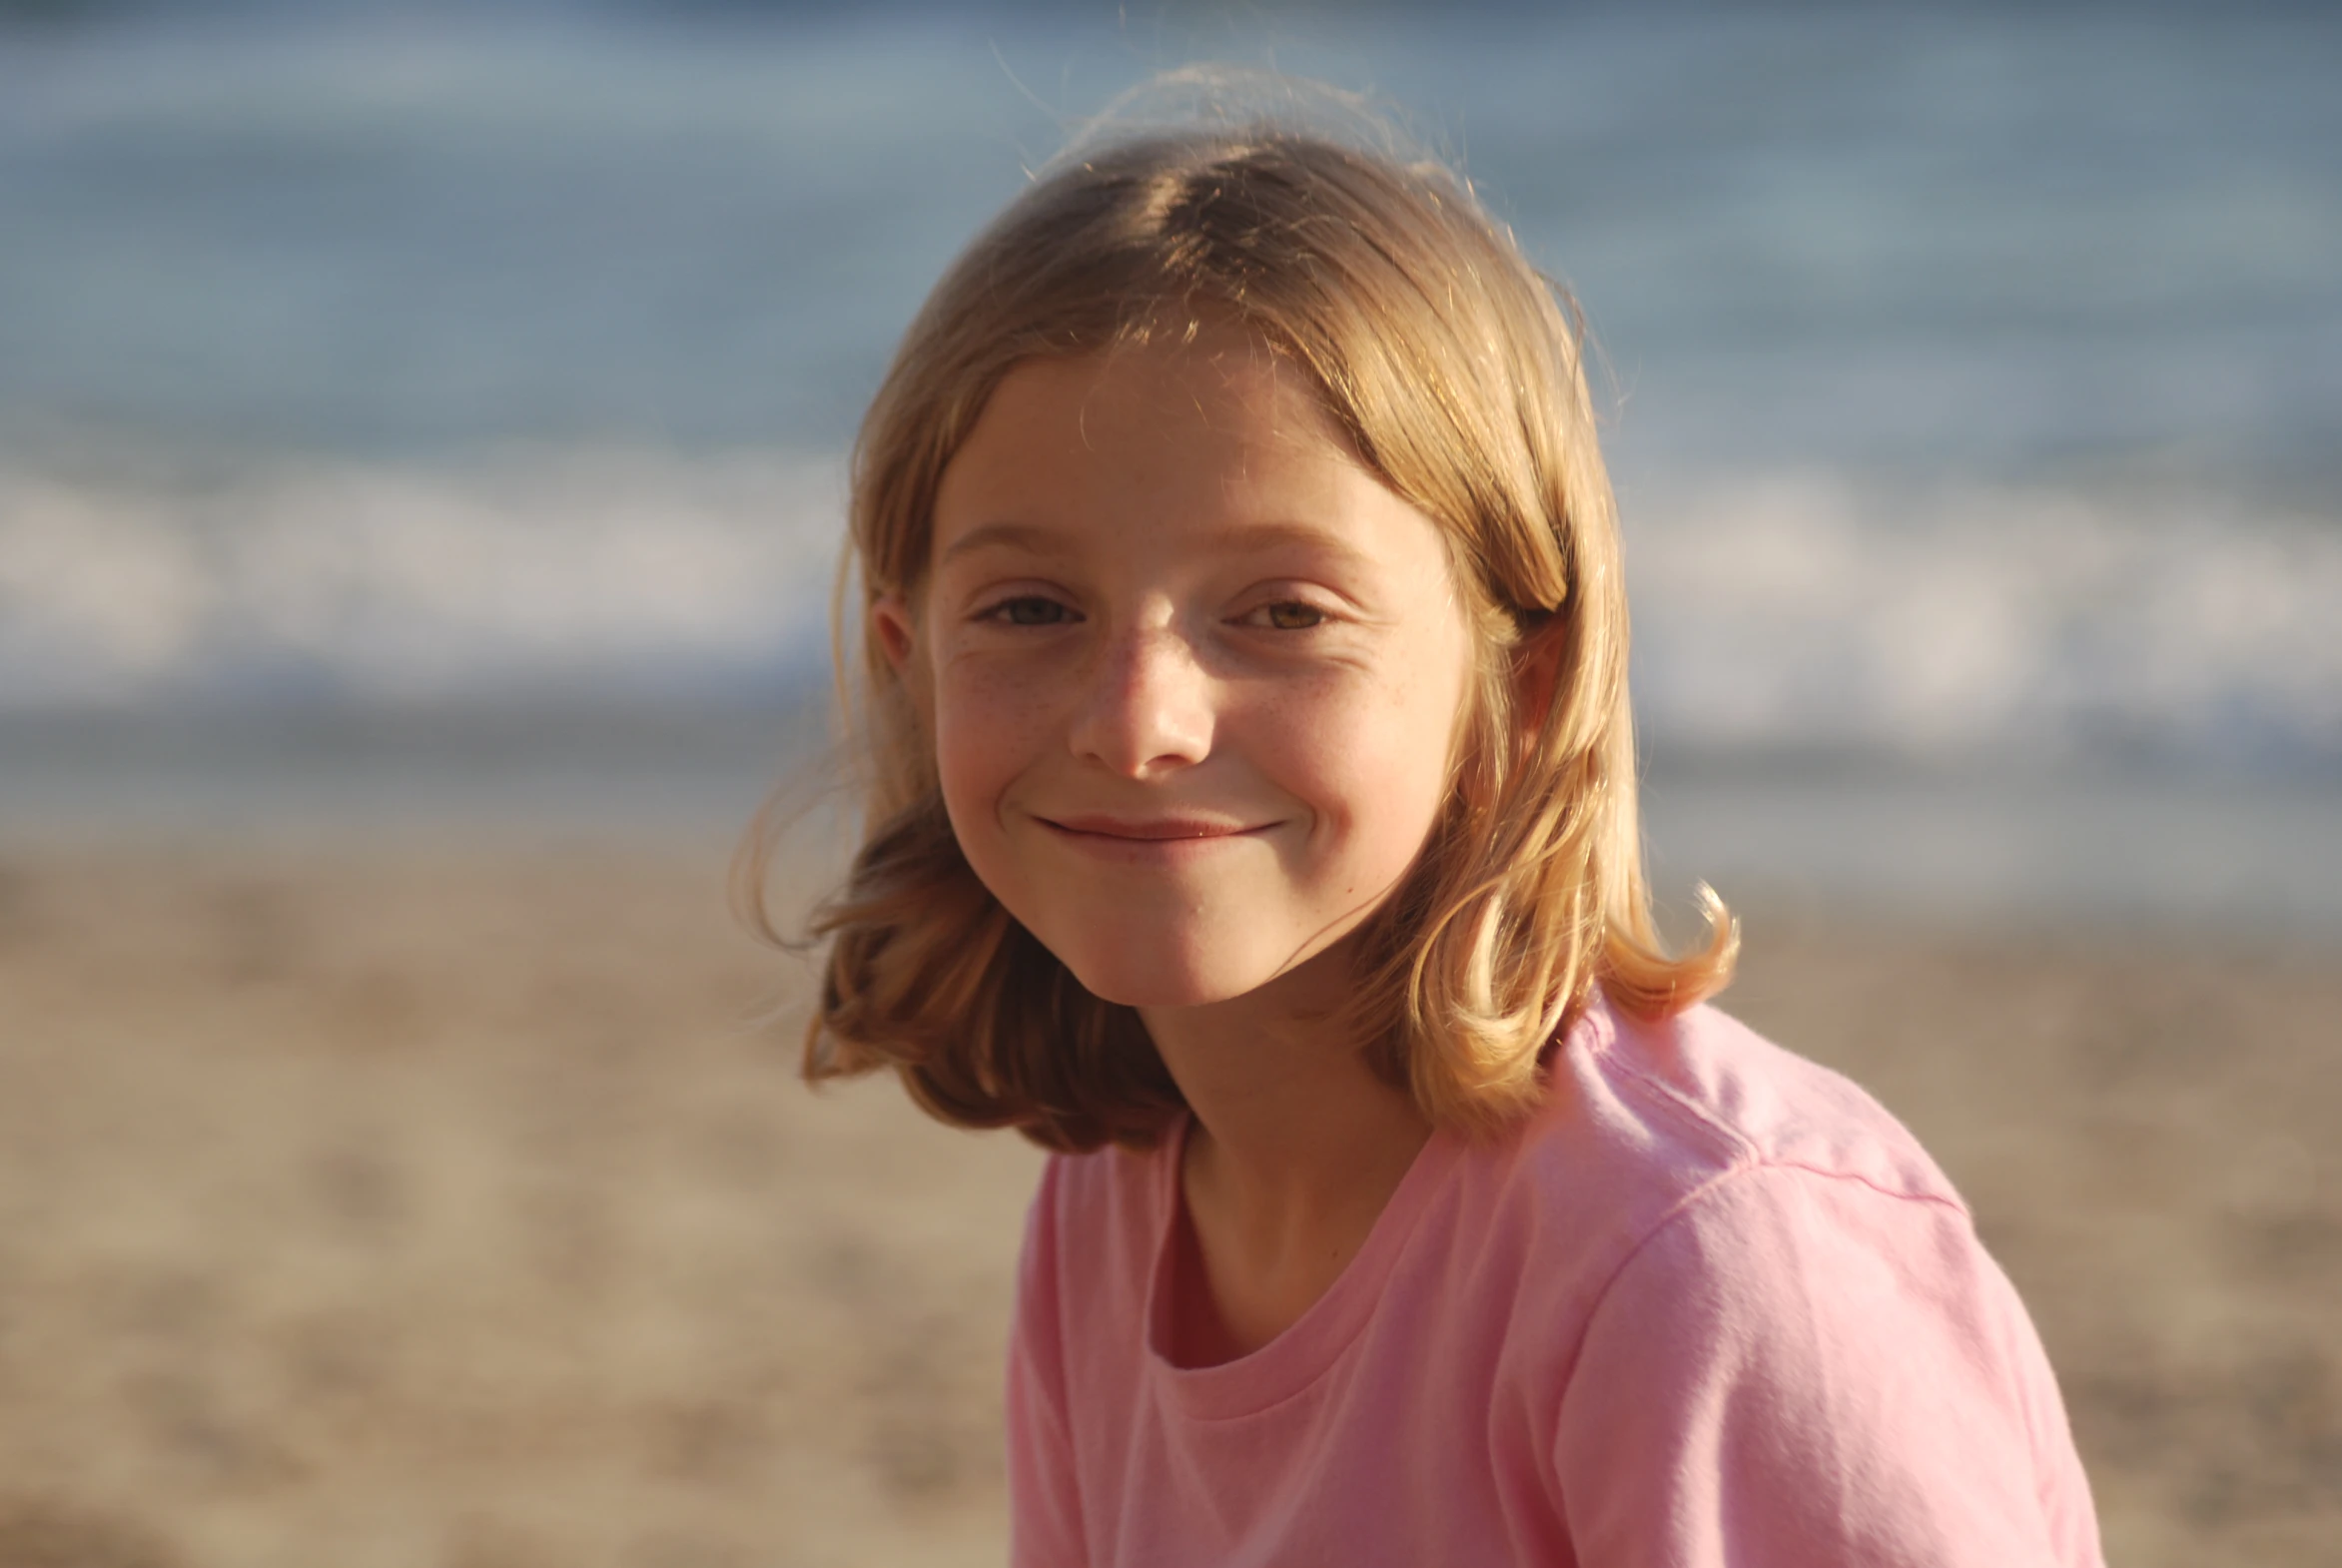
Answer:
0, 838, 2334, 1566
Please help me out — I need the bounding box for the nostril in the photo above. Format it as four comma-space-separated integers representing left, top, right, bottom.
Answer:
1066, 635, 1215, 776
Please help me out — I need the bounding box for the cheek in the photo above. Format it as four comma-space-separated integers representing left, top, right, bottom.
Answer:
1381, 641, 1475, 848
931, 691, 1000, 815
1271, 661, 1470, 874
929, 660, 1049, 843
1353, 700, 1465, 853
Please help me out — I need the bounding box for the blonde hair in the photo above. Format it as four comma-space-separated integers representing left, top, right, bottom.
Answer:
745, 107, 1735, 1151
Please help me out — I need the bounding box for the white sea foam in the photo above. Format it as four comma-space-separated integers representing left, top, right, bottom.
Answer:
0, 447, 844, 707
1626, 473, 2342, 767
3, 451, 2337, 770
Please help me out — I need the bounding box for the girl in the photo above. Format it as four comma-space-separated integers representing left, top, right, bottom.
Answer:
763, 93, 2105, 1567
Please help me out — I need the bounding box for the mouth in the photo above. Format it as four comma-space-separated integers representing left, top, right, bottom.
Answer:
1036, 813, 1274, 844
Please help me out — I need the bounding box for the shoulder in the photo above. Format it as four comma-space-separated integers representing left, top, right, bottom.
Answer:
1028, 1131, 1171, 1241
1010, 1143, 1171, 1566
1525, 997, 1962, 1219
1552, 1159, 2101, 1564
1018, 1134, 1172, 1331
1518, 1007, 2101, 1562
1442, 999, 1972, 1334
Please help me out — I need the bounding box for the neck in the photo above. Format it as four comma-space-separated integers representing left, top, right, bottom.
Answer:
1140, 942, 1432, 1358
1143, 946, 1428, 1202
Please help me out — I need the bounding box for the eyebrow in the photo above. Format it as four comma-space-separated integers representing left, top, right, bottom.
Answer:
936, 521, 1070, 567
937, 518, 1377, 571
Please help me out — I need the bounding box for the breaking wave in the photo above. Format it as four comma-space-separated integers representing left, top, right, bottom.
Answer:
5, 448, 2336, 772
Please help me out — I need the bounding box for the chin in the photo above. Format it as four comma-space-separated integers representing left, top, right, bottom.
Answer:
1051, 935, 1269, 1012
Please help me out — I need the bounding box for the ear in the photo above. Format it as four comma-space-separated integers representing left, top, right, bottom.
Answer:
1510, 614, 1569, 743
870, 593, 918, 671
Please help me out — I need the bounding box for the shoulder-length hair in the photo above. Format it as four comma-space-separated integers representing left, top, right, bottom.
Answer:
743, 115, 1735, 1151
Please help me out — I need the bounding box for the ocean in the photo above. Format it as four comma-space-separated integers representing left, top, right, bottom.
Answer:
1, 0, 2337, 923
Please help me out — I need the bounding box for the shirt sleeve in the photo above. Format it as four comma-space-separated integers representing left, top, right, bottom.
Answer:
1554, 1164, 2103, 1568
1006, 1157, 1089, 1568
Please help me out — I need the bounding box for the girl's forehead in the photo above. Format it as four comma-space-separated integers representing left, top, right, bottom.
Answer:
922, 337, 1451, 596
934, 343, 1393, 564
1000, 328, 1336, 448
947, 336, 1360, 516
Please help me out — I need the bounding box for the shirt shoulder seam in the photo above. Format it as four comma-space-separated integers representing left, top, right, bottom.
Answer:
1556, 1160, 1974, 1410
1585, 1028, 1764, 1170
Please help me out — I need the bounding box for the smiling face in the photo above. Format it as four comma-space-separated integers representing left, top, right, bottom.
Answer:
875, 327, 1476, 1011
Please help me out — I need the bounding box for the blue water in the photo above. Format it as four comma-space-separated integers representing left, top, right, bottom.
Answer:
6, 5, 2336, 473
1, 2, 2338, 778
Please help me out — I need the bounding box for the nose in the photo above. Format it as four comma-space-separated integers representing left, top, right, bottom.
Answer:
1067, 621, 1214, 779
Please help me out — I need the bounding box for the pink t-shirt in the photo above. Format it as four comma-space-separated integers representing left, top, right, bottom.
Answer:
1007, 1000, 2105, 1566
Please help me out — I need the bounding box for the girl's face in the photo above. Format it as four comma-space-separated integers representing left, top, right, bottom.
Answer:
876, 327, 1474, 1010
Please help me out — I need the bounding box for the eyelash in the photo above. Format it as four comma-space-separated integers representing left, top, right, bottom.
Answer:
976, 595, 1076, 627
1244, 600, 1325, 630
971, 595, 1329, 631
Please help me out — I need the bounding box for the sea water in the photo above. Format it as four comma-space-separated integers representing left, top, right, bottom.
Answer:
1, 0, 2336, 924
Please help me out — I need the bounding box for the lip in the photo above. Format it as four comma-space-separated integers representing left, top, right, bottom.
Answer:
1035, 812, 1274, 846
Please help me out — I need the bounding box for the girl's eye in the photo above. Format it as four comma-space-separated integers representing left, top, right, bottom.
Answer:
983, 595, 1074, 627
1251, 600, 1325, 630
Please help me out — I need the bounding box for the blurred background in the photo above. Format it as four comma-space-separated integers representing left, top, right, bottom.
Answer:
0, 1, 2335, 1564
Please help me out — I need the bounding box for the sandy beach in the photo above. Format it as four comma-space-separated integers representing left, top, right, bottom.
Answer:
9, 5, 2337, 1562
0, 836, 2335, 1566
